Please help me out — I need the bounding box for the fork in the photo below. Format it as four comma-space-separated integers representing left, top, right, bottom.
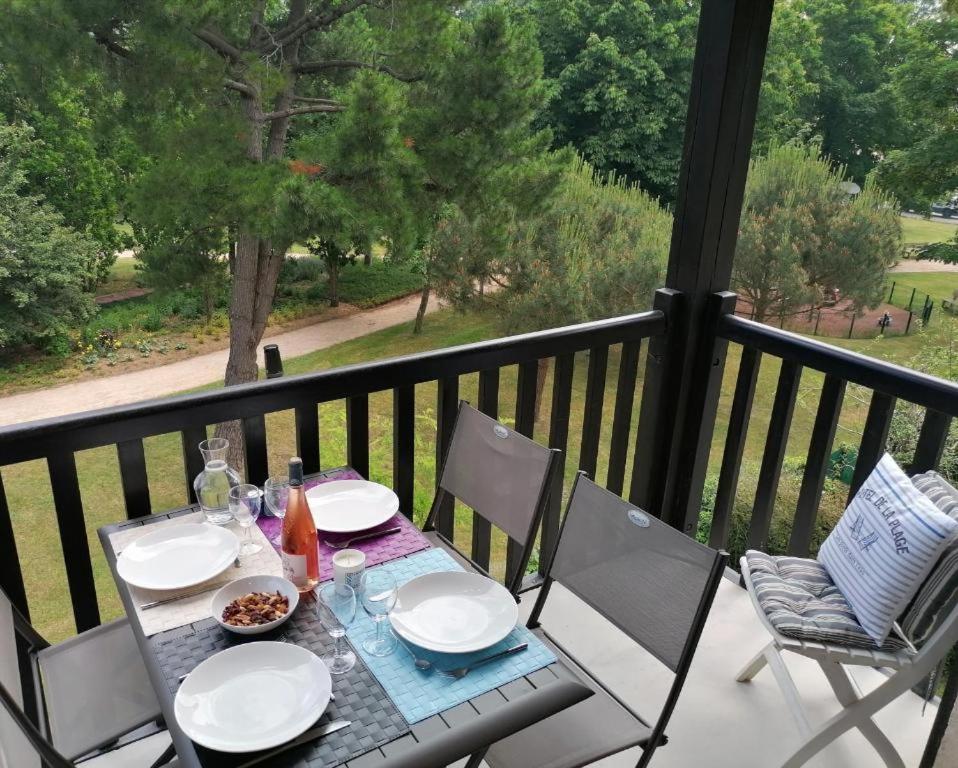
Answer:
437, 643, 528, 680
324, 526, 402, 549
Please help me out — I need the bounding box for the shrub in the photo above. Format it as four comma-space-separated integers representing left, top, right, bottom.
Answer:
279, 256, 326, 285
141, 311, 165, 332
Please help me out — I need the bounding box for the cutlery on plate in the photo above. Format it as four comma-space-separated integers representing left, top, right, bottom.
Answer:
236, 719, 351, 768
394, 634, 433, 672
140, 583, 226, 610
437, 642, 529, 680
324, 526, 402, 549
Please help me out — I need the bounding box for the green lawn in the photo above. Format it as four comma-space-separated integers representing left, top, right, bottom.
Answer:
889, 271, 958, 304
4, 301, 950, 641
901, 215, 957, 245
95, 259, 142, 297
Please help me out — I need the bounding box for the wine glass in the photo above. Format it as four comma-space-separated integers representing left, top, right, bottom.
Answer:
316, 583, 357, 674
228, 484, 263, 558
263, 475, 290, 546
360, 570, 398, 657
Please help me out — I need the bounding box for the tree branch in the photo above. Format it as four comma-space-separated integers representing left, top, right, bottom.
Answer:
263, 104, 345, 120
194, 27, 244, 63
267, 0, 378, 51
293, 96, 341, 105
225, 79, 258, 98
296, 59, 421, 82
92, 31, 132, 59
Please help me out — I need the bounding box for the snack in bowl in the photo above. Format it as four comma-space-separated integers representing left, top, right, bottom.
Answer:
211, 574, 298, 635
221, 591, 290, 627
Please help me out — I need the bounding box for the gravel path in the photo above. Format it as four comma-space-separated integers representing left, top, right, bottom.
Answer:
891, 259, 958, 273
0, 293, 438, 428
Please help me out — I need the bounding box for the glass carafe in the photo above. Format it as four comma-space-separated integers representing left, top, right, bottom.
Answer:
193, 438, 241, 525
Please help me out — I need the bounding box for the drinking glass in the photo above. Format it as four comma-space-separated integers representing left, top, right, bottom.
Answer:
229, 484, 263, 558
360, 570, 398, 656
316, 583, 357, 674
263, 475, 290, 546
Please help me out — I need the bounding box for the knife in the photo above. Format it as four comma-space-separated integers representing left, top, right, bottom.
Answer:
140, 582, 227, 610
236, 719, 351, 767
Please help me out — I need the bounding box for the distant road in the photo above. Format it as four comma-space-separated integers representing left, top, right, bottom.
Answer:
0, 293, 438, 428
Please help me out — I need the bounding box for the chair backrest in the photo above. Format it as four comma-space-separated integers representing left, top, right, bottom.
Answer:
427, 402, 559, 592
0, 590, 62, 768
530, 474, 727, 760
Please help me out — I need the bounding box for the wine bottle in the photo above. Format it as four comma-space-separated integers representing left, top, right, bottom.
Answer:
281, 457, 319, 592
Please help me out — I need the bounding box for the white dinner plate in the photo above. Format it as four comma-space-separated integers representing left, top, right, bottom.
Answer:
306, 480, 399, 533
116, 523, 239, 591
174, 642, 332, 753
389, 571, 519, 653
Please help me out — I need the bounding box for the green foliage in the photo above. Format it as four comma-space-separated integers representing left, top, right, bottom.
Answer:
697, 458, 848, 565
733, 142, 901, 322
0, 122, 97, 351
496, 156, 671, 332
529, 0, 698, 202
336, 261, 423, 309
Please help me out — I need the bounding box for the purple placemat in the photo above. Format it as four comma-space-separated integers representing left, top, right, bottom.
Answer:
257, 467, 431, 582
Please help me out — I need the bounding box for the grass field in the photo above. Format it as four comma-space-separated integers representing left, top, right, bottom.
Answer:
94, 259, 142, 297
7, 294, 951, 642
901, 215, 957, 245
889, 271, 958, 304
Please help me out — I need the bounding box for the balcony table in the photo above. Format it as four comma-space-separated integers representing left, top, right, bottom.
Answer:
97, 466, 578, 768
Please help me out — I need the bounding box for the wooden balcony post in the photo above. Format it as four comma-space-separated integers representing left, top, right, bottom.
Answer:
640, 0, 774, 533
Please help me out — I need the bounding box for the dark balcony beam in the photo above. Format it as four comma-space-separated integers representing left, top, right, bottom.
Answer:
647, 0, 774, 532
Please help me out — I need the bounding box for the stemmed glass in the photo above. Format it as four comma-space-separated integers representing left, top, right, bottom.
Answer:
263, 476, 290, 546
316, 583, 357, 674
361, 570, 398, 657
228, 484, 263, 558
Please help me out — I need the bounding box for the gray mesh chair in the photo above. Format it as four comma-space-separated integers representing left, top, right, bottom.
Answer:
483, 474, 728, 768
0, 588, 173, 767
423, 401, 561, 596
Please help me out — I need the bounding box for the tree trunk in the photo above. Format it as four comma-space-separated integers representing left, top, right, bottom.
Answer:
414, 284, 430, 334
328, 258, 339, 307
364, 251, 372, 266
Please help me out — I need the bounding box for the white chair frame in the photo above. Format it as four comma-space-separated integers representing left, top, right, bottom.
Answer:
736, 555, 958, 768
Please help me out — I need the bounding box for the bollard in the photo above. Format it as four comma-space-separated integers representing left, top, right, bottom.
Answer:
264, 344, 284, 378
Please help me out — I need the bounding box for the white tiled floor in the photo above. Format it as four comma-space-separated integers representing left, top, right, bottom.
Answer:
525, 579, 935, 768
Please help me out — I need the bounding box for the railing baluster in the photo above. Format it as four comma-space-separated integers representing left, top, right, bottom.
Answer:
911, 409, 952, 474
0, 472, 28, 618
542, 353, 574, 576
436, 377, 459, 539
578, 346, 609, 479
472, 370, 499, 570
748, 360, 802, 551
393, 386, 415, 521
295, 404, 321, 474
242, 415, 269, 486
848, 391, 897, 501
116, 438, 151, 519
48, 451, 100, 632
606, 341, 641, 496
710, 346, 761, 550
181, 425, 207, 503
789, 375, 845, 556
509, 360, 539, 583
346, 395, 369, 479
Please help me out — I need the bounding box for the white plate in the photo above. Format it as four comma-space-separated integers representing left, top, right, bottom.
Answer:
174, 642, 331, 753
389, 572, 519, 653
306, 480, 399, 533
117, 523, 240, 591
211, 575, 300, 635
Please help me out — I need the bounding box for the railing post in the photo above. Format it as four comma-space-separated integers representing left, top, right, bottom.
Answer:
646, 0, 774, 531
888, 281, 896, 303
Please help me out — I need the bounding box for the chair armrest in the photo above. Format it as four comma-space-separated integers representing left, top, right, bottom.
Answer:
378, 680, 594, 768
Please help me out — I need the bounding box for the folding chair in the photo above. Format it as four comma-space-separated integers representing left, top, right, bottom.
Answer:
423, 401, 561, 596
0, 587, 174, 767
736, 553, 958, 768
482, 474, 729, 768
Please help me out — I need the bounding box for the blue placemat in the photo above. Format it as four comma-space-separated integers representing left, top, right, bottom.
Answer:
345, 548, 556, 723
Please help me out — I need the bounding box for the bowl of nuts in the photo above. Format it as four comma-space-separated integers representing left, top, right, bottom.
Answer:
211, 575, 299, 635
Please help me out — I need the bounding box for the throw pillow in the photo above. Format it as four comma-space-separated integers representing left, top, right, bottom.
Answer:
817, 454, 958, 645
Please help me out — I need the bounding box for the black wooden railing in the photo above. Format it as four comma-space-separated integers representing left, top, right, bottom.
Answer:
0, 310, 666, 633
708, 306, 958, 557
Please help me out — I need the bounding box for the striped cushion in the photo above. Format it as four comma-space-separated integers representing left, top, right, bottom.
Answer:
745, 551, 907, 651
818, 454, 958, 645
901, 472, 958, 645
